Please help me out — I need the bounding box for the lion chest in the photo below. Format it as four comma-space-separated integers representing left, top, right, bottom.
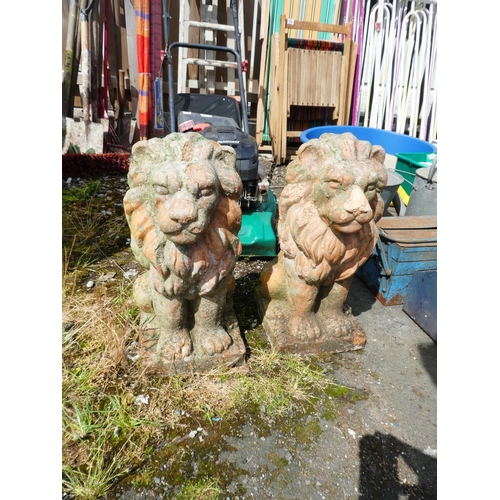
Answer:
155, 238, 233, 298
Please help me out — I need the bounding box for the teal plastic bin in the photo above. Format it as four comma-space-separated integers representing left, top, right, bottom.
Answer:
395, 152, 437, 201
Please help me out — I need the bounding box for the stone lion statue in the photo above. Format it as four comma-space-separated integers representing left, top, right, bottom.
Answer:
123, 132, 245, 373
256, 132, 388, 354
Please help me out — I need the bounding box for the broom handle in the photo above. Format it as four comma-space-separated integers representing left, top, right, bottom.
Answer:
80, 1, 95, 124
81, 15, 90, 123
63, 0, 79, 117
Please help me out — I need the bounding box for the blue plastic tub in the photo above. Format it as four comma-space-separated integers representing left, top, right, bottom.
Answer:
299, 126, 437, 156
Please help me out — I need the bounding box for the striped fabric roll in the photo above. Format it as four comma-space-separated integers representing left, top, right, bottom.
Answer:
287, 38, 344, 53
135, 0, 151, 140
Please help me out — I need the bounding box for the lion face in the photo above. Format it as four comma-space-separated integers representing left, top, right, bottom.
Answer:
277, 132, 388, 283
124, 132, 243, 297
314, 159, 387, 234
152, 161, 220, 245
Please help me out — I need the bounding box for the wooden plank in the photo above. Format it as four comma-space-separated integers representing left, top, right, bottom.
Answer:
124, 0, 138, 120
269, 33, 280, 163
185, 19, 236, 31
390, 247, 437, 261
118, 0, 130, 81
345, 40, 357, 125
284, 18, 351, 36
281, 29, 289, 164
377, 216, 437, 230
333, 0, 342, 26
183, 58, 238, 69
277, 15, 287, 164
337, 22, 352, 125
90, 0, 104, 121
107, 0, 124, 111
381, 228, 437, 241
199, 2, 217, 94
287, 49, 341, 107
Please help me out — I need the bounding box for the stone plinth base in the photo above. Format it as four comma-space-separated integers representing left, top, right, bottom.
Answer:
256, 294, 366, 356
138, 323, 247, 376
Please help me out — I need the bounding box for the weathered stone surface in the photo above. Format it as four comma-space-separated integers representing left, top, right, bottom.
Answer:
255, 132, 388, 355
123, 132, 246, 374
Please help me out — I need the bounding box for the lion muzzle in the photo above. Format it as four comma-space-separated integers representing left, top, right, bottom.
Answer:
331, 185, 374, 233
168, 194, 197, 225
344, 185, 372, 216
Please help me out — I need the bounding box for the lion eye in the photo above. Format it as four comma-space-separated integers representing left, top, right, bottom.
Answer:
154, 184, 170, 195
366, 182, 383, 195
197, 187, 214, 198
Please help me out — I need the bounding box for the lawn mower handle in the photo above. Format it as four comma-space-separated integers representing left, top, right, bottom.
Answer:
166, 41, 249, 135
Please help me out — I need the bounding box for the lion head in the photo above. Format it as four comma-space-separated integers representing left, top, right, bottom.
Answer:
123, 132, 243, 298
278, 132, 387, 284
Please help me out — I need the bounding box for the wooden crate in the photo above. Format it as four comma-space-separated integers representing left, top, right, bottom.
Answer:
356, 216, 437, 306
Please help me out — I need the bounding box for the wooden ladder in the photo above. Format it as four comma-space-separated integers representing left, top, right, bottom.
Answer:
177, 0, 246, 97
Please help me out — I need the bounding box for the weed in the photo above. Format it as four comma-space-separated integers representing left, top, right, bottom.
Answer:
177, 477, 223, 499
62, 178, 129, 274
268, 451, 289, 468
232, 347, 334, 418
62, 180, 102, 205
131, 470, 155, 488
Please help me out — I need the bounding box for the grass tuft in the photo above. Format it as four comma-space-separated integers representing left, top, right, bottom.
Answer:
177, 477, 223, 499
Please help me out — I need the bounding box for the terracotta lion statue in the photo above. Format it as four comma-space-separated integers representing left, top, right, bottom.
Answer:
256, 132, 388, 354
123, 132, 245, 372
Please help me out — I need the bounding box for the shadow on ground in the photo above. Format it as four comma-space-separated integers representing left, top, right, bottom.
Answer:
358, 432, 437, 499
346, 276, 378, 317
418, 342, 437, 386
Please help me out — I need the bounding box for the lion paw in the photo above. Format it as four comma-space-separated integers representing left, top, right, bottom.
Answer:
289, 315, 322, 341
193, 326, 233, 356
156, 329, 193, 362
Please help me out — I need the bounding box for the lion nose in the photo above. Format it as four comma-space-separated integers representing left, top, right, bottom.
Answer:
344, 186, 372, 217
169, 195, 196, 224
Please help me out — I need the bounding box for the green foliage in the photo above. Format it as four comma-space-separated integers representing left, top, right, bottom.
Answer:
62, 383, 158, 498
62, 180, 102, 205
176, 477, 223, 499
232, 347, 342, 418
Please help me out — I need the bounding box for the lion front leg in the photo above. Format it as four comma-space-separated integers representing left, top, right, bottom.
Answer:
315, 276, 359, 334
138, 276, 193, 364
189, 282, 233, 356
260, 254, 322, 341
285, 274, 322, 341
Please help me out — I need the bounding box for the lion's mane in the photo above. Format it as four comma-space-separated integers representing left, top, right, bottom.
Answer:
123, 132, 243, 298
278, 132, 387, 285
